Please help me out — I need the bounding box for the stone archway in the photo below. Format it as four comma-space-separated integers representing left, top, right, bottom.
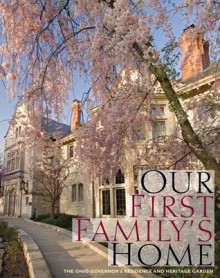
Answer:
8, 188, 16, 216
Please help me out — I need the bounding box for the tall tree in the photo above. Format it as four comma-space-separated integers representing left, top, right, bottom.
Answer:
0, 1, 219, 187
34, 134, 73, 219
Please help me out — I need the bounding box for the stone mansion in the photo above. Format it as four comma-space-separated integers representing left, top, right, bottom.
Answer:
1, 25, 219, 219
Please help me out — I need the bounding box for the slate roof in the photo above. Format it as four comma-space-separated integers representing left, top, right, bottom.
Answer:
41, 117, 70, 138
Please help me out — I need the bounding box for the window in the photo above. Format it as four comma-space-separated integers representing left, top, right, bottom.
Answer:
152, 121, 166, 139
78, 183, 83, 201
69, 145, 74, 158
151, 106, 165, 117
25, 197, 29, 206
7, 150, 20, 173
102, 190, 110, 215
71, 184, 77, 202
115, 189, 126, 215
115, 169, 125, 184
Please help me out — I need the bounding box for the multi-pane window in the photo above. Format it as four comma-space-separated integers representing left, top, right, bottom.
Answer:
72, 183, 83, 202
115, 169, 125, 184
102, 190, 110, 215
78, 183, 83, 202
115, 189, 126, 216
152, 121, 166, 139
71, 184, 77, 202
7, 150, 20, 173
151, 106, 166, 139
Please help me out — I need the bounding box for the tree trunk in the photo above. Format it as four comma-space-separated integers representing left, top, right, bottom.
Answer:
50, 202, 55, 219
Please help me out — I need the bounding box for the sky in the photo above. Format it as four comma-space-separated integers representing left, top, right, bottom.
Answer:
0, 83, 15, 150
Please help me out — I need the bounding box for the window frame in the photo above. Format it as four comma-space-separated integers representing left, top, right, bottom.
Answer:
102, 189, 111, 215
114, 188, 126, 216
152, 120, 166, 139
115, 169, 125, 184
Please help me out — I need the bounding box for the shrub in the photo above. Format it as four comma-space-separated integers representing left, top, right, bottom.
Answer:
0, 221, 24, 273
4, 227, 18, 242
36, 213, 51, 222
41, 218, 58, 226
36, 212, 63, 221
5, 241, 21, 265
38, 213, 80, 229
56, 214, 73, 228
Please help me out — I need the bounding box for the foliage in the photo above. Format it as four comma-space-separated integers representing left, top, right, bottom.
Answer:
38, 213, 79, 229
0, 221, 27, 274
41, 218, 58, 226
0, 221, 18, 242
56, 213, 77, 228
0, 221, 8, 236
5, 241, 21, 265
34, 133, 74, 219
36, 213, 57, 221
3, 226, 18, 242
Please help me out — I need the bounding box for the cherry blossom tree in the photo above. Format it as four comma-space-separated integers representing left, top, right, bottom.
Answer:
34, 133, 73, 219
0, 1, 219, 187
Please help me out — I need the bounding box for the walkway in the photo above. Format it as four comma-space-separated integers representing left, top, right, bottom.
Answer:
0, 217, 157, 278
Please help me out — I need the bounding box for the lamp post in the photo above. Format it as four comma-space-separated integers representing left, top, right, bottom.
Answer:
19, 179, 29, 218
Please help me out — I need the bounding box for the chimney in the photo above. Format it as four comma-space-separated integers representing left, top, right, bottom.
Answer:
71, 100, 81, 131
180, 24, 210, 81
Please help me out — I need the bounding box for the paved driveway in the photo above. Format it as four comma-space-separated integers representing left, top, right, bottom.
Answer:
0, 217, 157, 278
